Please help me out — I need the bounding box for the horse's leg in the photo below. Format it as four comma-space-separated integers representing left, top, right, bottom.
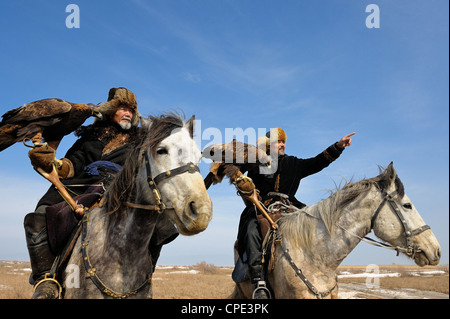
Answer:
331, 284, 339, 299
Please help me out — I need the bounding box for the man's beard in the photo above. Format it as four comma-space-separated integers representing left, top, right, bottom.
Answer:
118, 120, 132, 130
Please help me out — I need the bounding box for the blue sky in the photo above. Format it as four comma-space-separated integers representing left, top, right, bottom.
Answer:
0, 1, 448, 266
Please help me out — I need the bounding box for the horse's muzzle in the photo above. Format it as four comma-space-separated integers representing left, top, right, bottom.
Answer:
170, 197, 212, 236
415, 246, 441, 266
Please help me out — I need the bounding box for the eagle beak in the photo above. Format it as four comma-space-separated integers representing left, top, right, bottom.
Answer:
87, 103, 103, 120
93, 110, 103, 120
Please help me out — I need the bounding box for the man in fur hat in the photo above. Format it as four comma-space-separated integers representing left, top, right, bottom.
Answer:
23, 87, 145, 298
237, 128, 355, 299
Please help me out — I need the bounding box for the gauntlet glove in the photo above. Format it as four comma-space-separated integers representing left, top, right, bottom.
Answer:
28, 146, 56, 173
28, 146, 74, 178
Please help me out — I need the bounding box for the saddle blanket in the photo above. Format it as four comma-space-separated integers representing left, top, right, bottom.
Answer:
46, 185, 103, 255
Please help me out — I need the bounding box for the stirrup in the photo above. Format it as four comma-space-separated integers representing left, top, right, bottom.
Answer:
252, 280, 272, 299
33, 273, 62, 299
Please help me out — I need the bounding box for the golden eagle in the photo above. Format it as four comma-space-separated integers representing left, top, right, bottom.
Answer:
202, 139, 270, 189
0, 97, 103, 216
202, 140, 276, 226
0, 98, 102, 152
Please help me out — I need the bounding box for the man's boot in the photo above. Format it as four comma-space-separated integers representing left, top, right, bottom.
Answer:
24, 212, 61, 299
252, 280, 271, 299
245, 217, 271, 299
249, 263, 271, 299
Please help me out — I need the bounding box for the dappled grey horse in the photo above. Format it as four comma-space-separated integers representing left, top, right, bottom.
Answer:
232, 163, 441, 298
59, 113, 212, 298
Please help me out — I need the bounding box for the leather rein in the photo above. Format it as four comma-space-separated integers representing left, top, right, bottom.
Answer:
82, 150, 199, 298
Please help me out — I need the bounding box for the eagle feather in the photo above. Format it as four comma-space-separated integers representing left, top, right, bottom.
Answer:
0, 98, 101, 152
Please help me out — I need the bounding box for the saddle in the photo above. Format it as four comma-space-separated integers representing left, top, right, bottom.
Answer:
46, 184, 104, 256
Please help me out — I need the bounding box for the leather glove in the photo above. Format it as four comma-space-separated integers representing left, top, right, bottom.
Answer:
57, 158, 74, 179
235, 175, 256, 195
28, 145, 56, 173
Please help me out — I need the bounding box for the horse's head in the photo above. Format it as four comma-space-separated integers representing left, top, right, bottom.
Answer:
141, 114, 212, 235
371, 163, 441, 266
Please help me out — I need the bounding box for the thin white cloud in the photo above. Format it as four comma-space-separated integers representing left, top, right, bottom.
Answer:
183, 72, 201, 83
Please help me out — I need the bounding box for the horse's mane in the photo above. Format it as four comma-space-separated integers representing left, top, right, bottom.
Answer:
278, 166, 405, 252
104, 113, 186, 214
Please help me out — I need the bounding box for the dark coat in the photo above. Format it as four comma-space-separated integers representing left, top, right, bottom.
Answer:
237, 142, 344, 258
248, 142, 344, 208
36, 122, 138, 208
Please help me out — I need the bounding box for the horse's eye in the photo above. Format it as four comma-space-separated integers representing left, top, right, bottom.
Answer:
403, 203, 413, 210
157, 148, 168, 155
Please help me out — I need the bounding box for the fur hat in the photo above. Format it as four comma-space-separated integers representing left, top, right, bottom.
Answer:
97, 87, 140, 127
257, 127, 287, 152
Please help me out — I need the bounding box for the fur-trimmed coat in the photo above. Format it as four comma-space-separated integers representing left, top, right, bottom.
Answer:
36, 122, 139, 208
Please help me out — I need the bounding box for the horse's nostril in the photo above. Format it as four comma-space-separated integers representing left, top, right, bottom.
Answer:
437, 248, 441, 259
189, 201, 197, 218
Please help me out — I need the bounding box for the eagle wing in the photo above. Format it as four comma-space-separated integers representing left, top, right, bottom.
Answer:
0, 98, 98, 152
1, 98, 71, 124
203, 139, 270, 165
203, 139, 270, 188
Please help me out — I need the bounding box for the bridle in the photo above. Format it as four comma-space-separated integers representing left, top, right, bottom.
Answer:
369, 190, 430, 256
144, 150, 200, 210
125, 150, 200, 212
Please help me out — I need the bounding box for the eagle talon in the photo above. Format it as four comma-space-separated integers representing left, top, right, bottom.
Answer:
23, 138, 48, 149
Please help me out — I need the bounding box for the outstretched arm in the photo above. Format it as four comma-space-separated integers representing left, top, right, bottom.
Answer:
288, 133, 355, 180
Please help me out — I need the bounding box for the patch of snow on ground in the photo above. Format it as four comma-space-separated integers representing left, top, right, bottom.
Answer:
338, 272, 401, 279
409, 270, 446, 276
167, 270, 200, 275
156, 265, 189, 270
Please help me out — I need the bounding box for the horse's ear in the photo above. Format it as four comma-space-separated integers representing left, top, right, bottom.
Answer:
383, 161, 397, 186
140, 117, 152, 130
186, 115, 195, 138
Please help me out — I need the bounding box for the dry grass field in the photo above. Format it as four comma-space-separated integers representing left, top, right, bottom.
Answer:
0, 260, 448, 299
